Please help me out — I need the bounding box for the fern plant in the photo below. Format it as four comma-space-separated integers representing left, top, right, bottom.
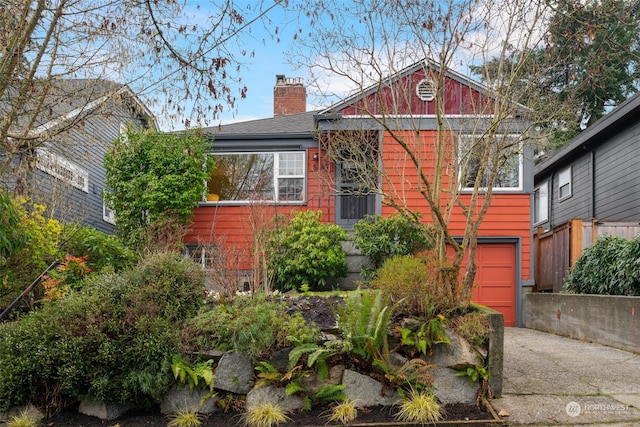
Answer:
334, 289, 395, 361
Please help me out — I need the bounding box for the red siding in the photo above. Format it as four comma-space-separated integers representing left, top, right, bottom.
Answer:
340, 71, 490, 116
185, 148, 334, 270
380, 130, 531, 282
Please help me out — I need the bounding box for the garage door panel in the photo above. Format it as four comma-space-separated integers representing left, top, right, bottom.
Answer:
471, 243, 516, 327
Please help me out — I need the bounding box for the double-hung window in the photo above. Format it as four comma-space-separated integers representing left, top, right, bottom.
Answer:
558, 167, 571, 200
533, 181, 549, 224
458, 134, 523, 191
206, 151, 305, 203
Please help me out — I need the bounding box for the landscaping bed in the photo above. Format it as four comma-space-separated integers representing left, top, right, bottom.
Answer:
47, 402, 499, 426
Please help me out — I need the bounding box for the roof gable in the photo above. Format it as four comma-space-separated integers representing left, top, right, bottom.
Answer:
322, 59, 495, 117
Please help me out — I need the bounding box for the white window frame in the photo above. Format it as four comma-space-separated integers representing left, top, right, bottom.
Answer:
558, 167, 572, 201
205, 151, 306, 204
103, 194, 116, 225
35, 148, 89, 193
458, 134, 523, 192
533, 181, 549, 225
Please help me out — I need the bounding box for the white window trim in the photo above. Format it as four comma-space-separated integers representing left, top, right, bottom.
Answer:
103, 195, 116, 225
458, 134, 524, 192
205, 151, 306, 204
558, 166, 572, 201
35, 148, 89, 193
533, 181, 549, 225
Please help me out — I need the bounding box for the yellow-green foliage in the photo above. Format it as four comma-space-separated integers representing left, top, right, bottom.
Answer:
0, 197, 63, 307
6, 409, 41, 427
242, 403, 290, 427
324, 400, 358, 425
166, 409, 203, 427
369, 253, 455, 316
394, 389, 443, 424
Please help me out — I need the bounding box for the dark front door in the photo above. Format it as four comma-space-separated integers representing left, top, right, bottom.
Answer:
335, 161, 375, 227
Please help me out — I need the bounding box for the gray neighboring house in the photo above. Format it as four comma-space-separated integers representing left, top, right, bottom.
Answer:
1, 79, 156, 234
533, 91, 640, 290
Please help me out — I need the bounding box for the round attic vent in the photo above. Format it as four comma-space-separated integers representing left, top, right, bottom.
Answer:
416, 78, 436, 101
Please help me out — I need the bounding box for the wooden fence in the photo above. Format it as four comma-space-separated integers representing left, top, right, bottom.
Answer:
534, 219, 640, 292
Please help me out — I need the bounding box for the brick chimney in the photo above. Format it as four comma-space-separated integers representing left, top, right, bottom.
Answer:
273, 74, 306, 116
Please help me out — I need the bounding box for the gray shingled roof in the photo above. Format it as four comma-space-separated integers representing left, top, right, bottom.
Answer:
0, 79, 152, 134
203, 110, 319, 138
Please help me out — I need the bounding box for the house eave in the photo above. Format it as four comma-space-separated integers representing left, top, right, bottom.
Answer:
534, 91, 640, 179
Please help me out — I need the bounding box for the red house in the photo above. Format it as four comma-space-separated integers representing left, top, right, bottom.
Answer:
185, 62, 534, 326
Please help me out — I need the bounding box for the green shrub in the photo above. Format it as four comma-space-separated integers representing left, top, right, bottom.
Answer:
183, 293, 321, 358
123, 251, 206, 322
267, 211, 347, 291
61, 224, 137, 273
0, 252, 205, 412
353, 214, 433, 279
564, 236, 637, 295
369, 254, 454, 316
450, 310, 491, 348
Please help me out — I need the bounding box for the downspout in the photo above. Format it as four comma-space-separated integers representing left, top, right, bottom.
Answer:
589, 150, 595, 219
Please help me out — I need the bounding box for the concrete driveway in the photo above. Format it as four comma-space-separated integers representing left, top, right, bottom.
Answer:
492, 327, 640, 426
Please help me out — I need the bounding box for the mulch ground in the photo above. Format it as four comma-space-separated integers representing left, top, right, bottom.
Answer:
47, 402, 496, 426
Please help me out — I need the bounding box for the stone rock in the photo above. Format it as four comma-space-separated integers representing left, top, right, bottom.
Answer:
214, 352, 255, 394
245, 385, 304, 412
427, 328, 484, 369
430, 366, 478, 405
267, 347, 292, 373
299, 364, 344, 395
160, 385, 218, 415
78, 397, 130, 420
342, 369, 400, 408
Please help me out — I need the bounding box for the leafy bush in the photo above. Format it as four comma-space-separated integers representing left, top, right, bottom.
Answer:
61, 224, 137, 273
40, 255, 92, 301
0, 189, 26, 259
104, 129, 214, 250
183, 293, 321, 358
353, 214, 433, 279
267, 211, 347, 291
449, 310, 491, 348
0, 252, 205, 412
564, 236, 640, 295
369, 254, 454, 316
0, 197, 63, 309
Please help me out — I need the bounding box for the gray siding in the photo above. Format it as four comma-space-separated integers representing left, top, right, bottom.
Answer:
594, 125, 640, 220
550, 155, 591, 226
10, 100, 149, 234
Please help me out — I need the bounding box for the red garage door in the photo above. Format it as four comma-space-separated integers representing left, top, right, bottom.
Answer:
471, 243, 516, 327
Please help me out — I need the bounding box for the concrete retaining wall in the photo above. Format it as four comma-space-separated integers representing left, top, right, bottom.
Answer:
524, 293, 640, 353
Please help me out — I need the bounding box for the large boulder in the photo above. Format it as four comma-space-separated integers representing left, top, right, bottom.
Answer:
160, 385, 218, 415
430, 366, 478, 405
427, 328, 484, 369
245, 386, 304, 412
214, 352, 255, 394
342, 369, 400, 408
78, 397, 129, 420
